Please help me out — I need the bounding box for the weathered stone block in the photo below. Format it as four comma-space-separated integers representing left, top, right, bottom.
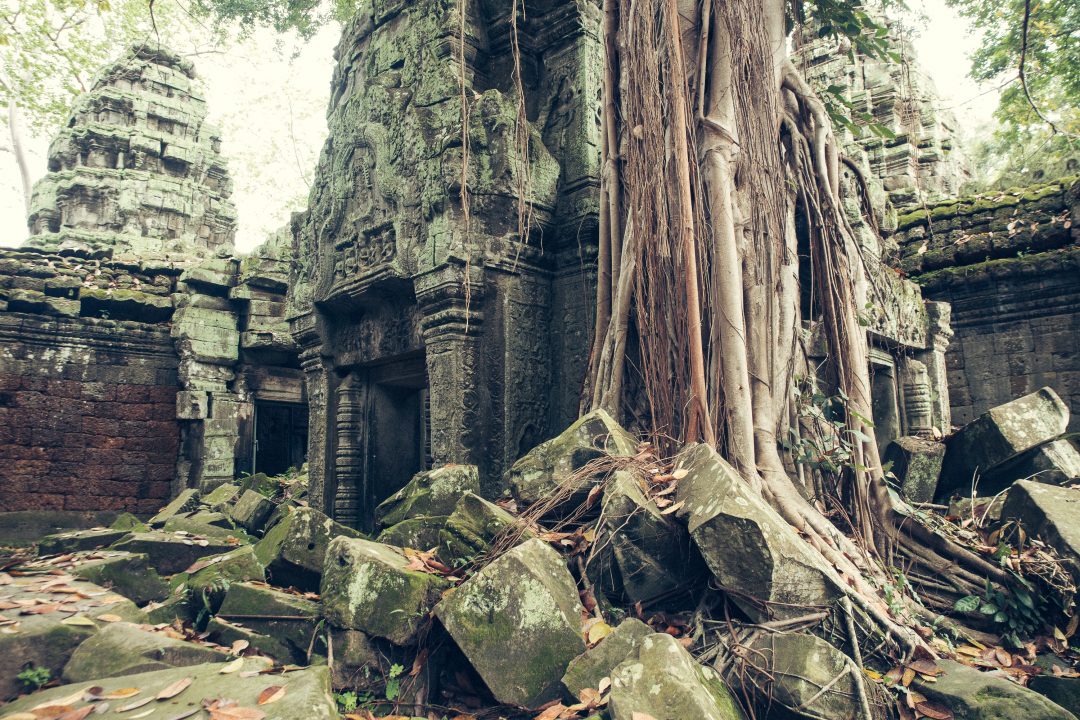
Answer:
1002, 481, 1080, 577
915, 659, 1076, 720
149, 488, 201, 527
744, 633, 859, 720
376, 515, 448, 551
939, 387, 1070, 498
63, 621, 227, 682
112, 531, 237, 575
608, 633, 744, 720
254, 506, 362, 591
229, 489, 276, 532
982, 438, 1080, 489
205, 616, 294, 663
883, 436, 945, 502
37, 527, 130, 555
216, 581, 320, 664
439, 492, 530, 564
70, 551, 170, 605
562, 618, 652, 700
176, 389, 210, 419
321, 537, 450, 645
507, 409, 637, 509
163, 510, 246, 540
1030, 675, 1080, 717
202, 482, 242, 510
675, 443, 838, 621
435, 538, 585, 707
175, 545, 265, 611
375, 464, 480, 529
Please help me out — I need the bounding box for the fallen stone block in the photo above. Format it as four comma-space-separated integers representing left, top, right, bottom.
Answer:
326, 628, 403, 691
562, 618, 652, 700
205, 616, 294, 663
230, 489, 276, 533
68, 551, 170, 606
112, 531, 237, 575
434, 538, 585, 707
744, 632, 860, 720
939, 387, 1070, 499
0, 575, 142, 700
507, 409, 637, 509
254, 506, 362, 591
1029, 675, 1080, 717
202, 482, 242, 511
37, 527, 130, 556
608, 632, 744, 720
216, 581, 320, 663
1002, 480, 1080, 576
948, 494, 1006, 524
109, 512, 148, 532
143, 588, 193, 625
592, 470, 699, 604
149, 488, 201, 527
63, 621, 228, 682
439, 492, 531, 564
675, 443, 838, 621
377, 515, 448, 551
322, 537, 450, 646
915, 659, 1076, 720
2, 658, 339, 719
883, 436, 945, 503
175, 545, 265, 612
982, 438, 1080, 490
375, 464, 480, 529
163, 510, 248, 540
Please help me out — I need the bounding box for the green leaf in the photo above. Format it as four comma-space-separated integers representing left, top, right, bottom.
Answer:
953, 595, 980, 613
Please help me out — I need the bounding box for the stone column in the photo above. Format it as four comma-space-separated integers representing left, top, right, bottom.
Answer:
917, 301, 953, 433
293, 311, 334, 515
333, 371, 367, 530
415, 263, 486, 471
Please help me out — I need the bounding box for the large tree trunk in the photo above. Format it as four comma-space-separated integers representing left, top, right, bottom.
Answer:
8, 99, 32, 212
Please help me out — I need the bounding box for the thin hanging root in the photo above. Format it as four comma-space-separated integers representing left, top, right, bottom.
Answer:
843, 597, 875, 720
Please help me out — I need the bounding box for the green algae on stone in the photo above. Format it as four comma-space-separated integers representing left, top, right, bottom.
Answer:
321, 537, 450, 646
230, 489, 276, 533
375, 464, 480, 529
744, 633, 860, 720
376, 515, 449, 552
149, 488, 201, 527
438, 491, 532, 564
254, 506, 363, 591
216, 581, 320, 663
434, 538, 585, 707
70, 551, 170, 605
915, 659, 1076, 720
62, 621, 228, 682
172, 544, 265, 611
37, 527, 131, 556
562, 618, 652, 701
112, 531, 237, 575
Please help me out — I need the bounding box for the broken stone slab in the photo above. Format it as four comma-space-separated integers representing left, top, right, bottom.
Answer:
439, 492, 531, 564
174, 545, 265, 612
109, 512, 148, 532
675, 443, 838, 621
562, 618, 652, 700
948, 494, 1007, 524
69, 551, 170, 606
111, 531, 238, 575
1002, 480, 1080, 577
608, 632, 744, 720
254, 506, 363, 591
62, 621, 228, 682
883, 436, 945, 503
216, 581, 320, 664
37, 527, 131, 555
592, 470, 700, 604
507, 409, 638, 509
376, 515, 448, 551
321, 537, 450, 646
915, 659, 1076, 720
230, 489, 276, 533
326, 628, 400, 691
0, 576, 142, 700
938, 387, 1070, 499
202, 482, 242, 511
149, 487, 201, 527
206, 616, 294, 663
743, 632, 860, 720
163, 510, 248, 540
143, 588, 193, 625
981, 438, 1080, 490
2, 658, 339, 719
375, 464, 481, 529
1029, 675, 1080, 717
434, 538, 585, 707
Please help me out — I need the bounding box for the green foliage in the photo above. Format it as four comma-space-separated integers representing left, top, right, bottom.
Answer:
384, 662, 404, 702
17, 665, 51, 691
954, 577, 1045, 648
335, 690, 362, 713
189, 0, 353, 38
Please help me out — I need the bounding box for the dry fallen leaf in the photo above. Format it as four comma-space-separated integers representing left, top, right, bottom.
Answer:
914, 700, 954, 720
117, 696, 154, 712
631, 713, 659, 720
101, 687, 140, 700
230, 639, 250, 655
587, 620, 613, 645
257, 685, 286, 705
129, 710, 155, 719
97, 614, 123, 623
220, 657, 245, 674
155, 676, 193, 700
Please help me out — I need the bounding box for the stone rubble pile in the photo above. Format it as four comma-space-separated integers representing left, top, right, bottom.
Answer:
4, 407, 1080, 720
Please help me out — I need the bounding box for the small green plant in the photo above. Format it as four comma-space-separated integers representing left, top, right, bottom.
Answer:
954, 576, 1044, 648
17, 665, 51, 691
335, 690, 359, 713
384, 663, 405, 702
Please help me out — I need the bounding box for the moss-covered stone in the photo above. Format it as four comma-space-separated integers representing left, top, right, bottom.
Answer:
3, 659, 339, 719
915, 659, 1076, 720
163, 510, 249, 541
744, 633, 859, 720
507, 409, 637, 509
562, 618, 652, 700
62, 621, 228, 682
254, 506, 363, 591
376, 515, 448, 551
37, 527, 130, 556
375, 464, 480, 529
172, 545, 266, 615
321, 537, 450, 646
205, 617, 294, 663
438, 492, 531, 564
230, 489, 276, 533
109, 512, 148, 532
203, 482, 242, 511
70, 551, 170, 605
434, 538, 585, 707
608, 633, 744, 720
149, 488, 201, 527
216, 582, 320, 663
112, 531, 238, 575
1029, 676, 1080, 716
883, 436, 945, 503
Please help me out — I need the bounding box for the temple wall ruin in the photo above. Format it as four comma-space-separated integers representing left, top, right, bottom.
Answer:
892, 178, 1080, 431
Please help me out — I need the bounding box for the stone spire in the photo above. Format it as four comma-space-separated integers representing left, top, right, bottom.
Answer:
24, 44, 237, 259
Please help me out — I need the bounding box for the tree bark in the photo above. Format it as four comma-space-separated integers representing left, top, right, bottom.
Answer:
8, 99, 32, 212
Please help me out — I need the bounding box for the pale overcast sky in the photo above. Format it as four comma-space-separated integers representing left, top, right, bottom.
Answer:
0, 2, 997, 253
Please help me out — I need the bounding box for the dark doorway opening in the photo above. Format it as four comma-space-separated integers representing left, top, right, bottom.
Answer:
366, 354, 432, 513
254, 401, 309, 477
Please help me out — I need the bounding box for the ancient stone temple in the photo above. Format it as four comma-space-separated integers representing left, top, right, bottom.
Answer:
25, 45, 236, 259
0, 44, 306, 515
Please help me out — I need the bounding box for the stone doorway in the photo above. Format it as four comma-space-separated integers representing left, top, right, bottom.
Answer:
253, 401, 309, 477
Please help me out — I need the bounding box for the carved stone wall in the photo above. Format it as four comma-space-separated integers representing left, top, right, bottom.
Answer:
288, 0, 602, 527
892, 177, 1080, 430
24, 44, 237, 259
